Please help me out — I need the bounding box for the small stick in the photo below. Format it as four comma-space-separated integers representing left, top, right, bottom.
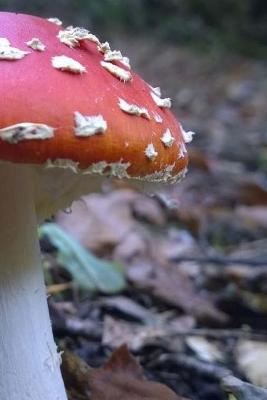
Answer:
168, 328, 267, 341
170, 255, 267, 267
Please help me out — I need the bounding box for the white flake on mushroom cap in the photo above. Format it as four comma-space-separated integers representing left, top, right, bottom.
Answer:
151, 91, 172, 109
0, 38, 11, 47
47, 17, 63, 25
45, 158, 79, 173
58, 26, 100, 48
142, 165, 187, 184
145, 143, 158, 161
88, 160, 134, 179
104, 50, 123, 62
74, 112, 107, 137
52, 55, 86, 74
150, 85, 162, 97
0, 123, 54, 144
144, 163, 175, 182
90, 161, 186, 183
85, 161, 108, 175
161, 128, 175, 148
43, 157, 186, 185
97, 41, 111, 54
0, 38, 29, 60
178, 141, 187, 159
104, 160, 131, 179
101, 61, 132, 82
45, 159, 131, 179
120, 57, 131, 69
118, 98, 150, 119
179, 123, 196, 143
104, 50, 131, 69
153, 113, 163, 123
26, 38, 46, 51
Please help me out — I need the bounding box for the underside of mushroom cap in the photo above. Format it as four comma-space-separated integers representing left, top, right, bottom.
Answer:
0, 12, 190, 217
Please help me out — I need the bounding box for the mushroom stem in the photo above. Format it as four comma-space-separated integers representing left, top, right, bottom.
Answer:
0, 163, 67, 400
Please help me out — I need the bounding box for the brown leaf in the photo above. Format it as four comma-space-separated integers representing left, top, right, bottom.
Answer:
101, 344, 144, 379
57, 190, 138, 254
128, 260, 228, 326
188, 147, 212, 171
102, 316, 166, 351
113, 231, 148, 261
132, 195, 166, 226
57, 189, 166, 258
89, 345, 189, 400
151, 267, 228, 326
102, 315, 194, 352
61, 344, 190, 399
238, 181, 267, 206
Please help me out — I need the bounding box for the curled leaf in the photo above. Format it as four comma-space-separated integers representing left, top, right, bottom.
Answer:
40, 223, 126, 294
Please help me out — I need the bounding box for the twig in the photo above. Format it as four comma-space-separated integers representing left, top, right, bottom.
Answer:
169, 328, 267, 341
170, 255, 267, 267
222, 376, 267, 400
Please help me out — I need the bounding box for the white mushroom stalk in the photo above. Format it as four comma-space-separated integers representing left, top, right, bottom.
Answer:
0, 163, 67, 400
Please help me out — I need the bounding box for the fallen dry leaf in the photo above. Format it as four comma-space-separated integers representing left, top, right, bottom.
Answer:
102, 316, 158, 351
187, 147, 213, 171
128, 261, 227, 325
57, 189, 165, 256
235, 340, 267, 388
131, 194, 166, 226
238, 181, 267, 206
141, 264, 228, 326
186, 336, 224, 363
57, 190, 137, 254
240, 290, 267, 313
62, 343, 191, 399
102, 314, 194, 352
113, 230, 148, 261
89, 345, 189, 400
102, 316, 167, 351
222, 376, 267, 400
236, 206, 267, 229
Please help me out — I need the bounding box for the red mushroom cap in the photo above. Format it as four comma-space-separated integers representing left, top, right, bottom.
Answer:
0, 12, 189, 184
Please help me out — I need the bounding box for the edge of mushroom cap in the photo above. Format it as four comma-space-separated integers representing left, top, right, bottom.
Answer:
28, 160, 188, 220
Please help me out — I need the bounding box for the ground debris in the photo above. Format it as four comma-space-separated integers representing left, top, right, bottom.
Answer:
44, 35, 267, 400
222, 376, 267, 400
62, 346, 189, 400
89, 345, 189, 400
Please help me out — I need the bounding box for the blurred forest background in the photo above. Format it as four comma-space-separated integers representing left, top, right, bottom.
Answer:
1, 0, 267, 55
2, 2, 267, 400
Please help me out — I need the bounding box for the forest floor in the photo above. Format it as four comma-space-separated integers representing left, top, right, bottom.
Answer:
42, 37, 267, 400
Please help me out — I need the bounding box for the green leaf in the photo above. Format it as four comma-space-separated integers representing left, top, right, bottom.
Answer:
39, 223, 126, 294
229, 395, 238, 400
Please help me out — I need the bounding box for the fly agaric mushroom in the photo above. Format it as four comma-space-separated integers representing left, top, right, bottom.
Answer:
0, 12, 193, 400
